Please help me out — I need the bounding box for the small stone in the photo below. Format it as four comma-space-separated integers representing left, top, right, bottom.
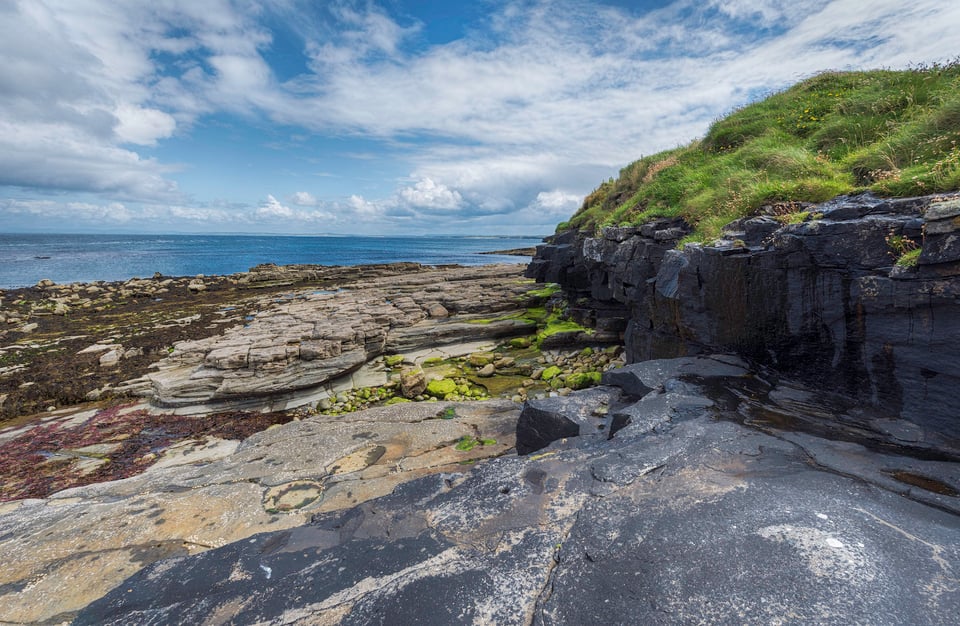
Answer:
468, 352, 496, 367
384, 354, 405, 368
541, 366, 562, 382
100, 350, 121, 367
426, 303, 449, 318
478, 363, 496, 377
426, 378, 457, 398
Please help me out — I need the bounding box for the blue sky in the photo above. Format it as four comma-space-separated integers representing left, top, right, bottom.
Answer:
1, 0, 959, 235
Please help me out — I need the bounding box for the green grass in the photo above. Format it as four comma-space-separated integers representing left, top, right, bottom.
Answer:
563, 64, 960, 242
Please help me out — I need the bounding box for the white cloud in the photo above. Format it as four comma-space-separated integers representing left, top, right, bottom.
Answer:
257, 194, 294, 218
291, 191, 318, 206
397, 178, 463, 210
347, 194, 383, 218
533, 190, 582, 214
4, 0, 960, 235
114, 104, 177, 146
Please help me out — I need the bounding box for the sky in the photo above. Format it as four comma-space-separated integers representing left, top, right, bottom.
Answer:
1, 0, 959, 236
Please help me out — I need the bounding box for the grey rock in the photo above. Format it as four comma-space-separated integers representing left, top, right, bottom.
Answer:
73, 357, 960, 625
141, 265, 541, 412
516, 386, 622, 455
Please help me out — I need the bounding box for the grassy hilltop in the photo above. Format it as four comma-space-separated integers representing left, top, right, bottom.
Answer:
563, 63, 960, 242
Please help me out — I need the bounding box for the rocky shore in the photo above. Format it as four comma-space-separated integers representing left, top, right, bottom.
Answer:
1, 202, 959, 626
68, 356, 960, 624
0, 261, 625, 623
527, 192, 960, 445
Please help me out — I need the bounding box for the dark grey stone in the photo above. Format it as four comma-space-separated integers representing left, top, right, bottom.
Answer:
527, 191, 960, 442
74, 358, 960, 625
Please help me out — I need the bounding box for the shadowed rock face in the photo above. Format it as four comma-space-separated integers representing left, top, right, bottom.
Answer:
73, 356, 960, 624
527, 192, 960, 441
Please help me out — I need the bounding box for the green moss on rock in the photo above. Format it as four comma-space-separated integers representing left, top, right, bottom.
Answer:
426, 378, 458, 398
541, 366, 562, 381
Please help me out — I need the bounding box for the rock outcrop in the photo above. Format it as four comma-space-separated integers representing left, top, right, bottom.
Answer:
147, 264, 539, 412
72, 356, 960, 624
527, 192, 960, 442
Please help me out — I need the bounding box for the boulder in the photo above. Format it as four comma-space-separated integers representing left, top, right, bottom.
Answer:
477, 363, 496, 377
400, 367, 427, 398
426, 303, 449, 318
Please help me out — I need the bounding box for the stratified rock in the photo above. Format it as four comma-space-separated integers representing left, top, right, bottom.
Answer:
529, 192, 960, 441
143, 265, 540, 412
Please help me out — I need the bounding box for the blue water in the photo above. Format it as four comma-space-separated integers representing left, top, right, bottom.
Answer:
0, 234, 544, 288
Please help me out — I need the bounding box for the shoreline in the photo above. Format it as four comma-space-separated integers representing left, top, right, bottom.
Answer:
0, 234, 540, 289
0, 262, 510, 422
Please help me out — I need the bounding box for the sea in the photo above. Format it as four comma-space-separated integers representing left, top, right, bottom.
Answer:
0, 233, 545, 289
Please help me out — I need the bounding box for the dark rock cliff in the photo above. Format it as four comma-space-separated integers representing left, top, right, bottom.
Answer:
527, 193, 960, 442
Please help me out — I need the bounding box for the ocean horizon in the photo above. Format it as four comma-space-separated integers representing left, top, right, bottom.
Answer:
0, 233, 544, 289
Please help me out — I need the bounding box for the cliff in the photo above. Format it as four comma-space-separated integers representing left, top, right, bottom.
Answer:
527, 192, 960, 446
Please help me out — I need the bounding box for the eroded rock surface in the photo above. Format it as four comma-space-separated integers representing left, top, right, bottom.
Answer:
148, 264, 538, 411
73, 356, 960, 625
0, 400, 518, 624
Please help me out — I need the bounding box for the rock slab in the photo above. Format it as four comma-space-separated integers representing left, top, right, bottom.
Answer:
74, 356, 960, 625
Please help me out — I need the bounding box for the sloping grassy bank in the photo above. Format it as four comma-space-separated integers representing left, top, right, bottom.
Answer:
563, 64, 960, 242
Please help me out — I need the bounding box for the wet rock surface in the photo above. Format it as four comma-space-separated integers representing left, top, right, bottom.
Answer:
73, 356, 960, 625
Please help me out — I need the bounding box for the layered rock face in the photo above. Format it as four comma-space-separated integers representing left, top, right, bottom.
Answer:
527, 193, 960, 442
147, 264, 537, 412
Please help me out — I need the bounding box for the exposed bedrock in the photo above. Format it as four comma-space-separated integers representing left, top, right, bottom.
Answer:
74, 356, 960, 625
526, 193, 960, 442
145, 264, 538, 412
